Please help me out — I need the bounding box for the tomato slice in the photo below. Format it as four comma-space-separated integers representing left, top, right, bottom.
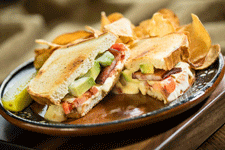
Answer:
62, 102, 73, 115
110, 43, 126, 51
62, 87, 99, 115
89, 86, 99, 95
163, 77, 176, 94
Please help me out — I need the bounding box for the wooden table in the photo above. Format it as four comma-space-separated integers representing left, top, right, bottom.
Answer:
0, 70, 224, 149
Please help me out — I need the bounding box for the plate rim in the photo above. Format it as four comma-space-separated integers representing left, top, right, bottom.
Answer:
0, 54, 224, 135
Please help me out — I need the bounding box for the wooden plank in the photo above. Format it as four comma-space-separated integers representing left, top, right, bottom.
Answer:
157, 90, 225, 149
197, 124, 225, 149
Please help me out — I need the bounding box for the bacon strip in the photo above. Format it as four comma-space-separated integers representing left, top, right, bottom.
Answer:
132, 68, 182, 81
162, 67, 182, 79
132, 70, 165, 81
96, 49, 122, 84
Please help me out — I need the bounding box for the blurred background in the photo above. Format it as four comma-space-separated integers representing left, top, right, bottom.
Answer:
0, 0, 225, 82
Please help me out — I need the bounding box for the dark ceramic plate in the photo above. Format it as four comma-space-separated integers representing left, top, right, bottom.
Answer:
0, 54, 224, 136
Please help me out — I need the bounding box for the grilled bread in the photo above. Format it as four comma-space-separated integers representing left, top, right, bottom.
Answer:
27, 32, 117, 105
113, 33, 195, 104
126, 32, 189, 71
28, 32, 131, 122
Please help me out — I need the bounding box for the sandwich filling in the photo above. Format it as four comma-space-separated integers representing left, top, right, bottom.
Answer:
113, 62, 194, 104
60, 43, 127, 116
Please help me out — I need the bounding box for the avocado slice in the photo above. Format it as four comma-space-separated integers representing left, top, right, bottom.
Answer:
83, 61, 101, 80
122, 69, 133, 82
69, 77, 95, 97
140, 63, 154, 74
96, 51, 114, 67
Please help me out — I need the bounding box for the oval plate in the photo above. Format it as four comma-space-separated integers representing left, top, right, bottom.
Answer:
0, 54, 224, 136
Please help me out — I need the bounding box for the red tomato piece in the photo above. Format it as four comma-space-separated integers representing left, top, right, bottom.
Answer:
62, 102, 72, 115
164, 77, 176, 94
89, 86, 99, 95
110, 43, 126, 51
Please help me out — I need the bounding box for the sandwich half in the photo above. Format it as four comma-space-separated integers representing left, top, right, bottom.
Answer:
27, 32, 130, 122
113, 33, 195, 104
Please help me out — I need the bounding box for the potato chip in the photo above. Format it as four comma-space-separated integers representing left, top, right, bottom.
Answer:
158, 8, 180, 28
107, 12, 124, 23
119, 36, 134, 45
52, 30, 93, 45
100, 12, 137, 46
103, 18, 133, 37
85, 26, 102, 38
34, 39, 64, 69
100, 12, 111, 32
36, 39, 61, 47
194, 44, 220, 70
134, 19, 151, 38
133, 26, 145, 38
115, 38, 123, 44
134, 12, 176, 38
180, 14, 212, 65
148, 13, 176, 37
34, 47, 55, 69
103, 17, 135, 45
34, 30, 94, 69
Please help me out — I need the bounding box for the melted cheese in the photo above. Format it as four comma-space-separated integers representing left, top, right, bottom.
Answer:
115, 62, 194, 103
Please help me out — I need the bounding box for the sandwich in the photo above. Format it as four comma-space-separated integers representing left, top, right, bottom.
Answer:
113, 33, 195, 104
27, 32, 130, 122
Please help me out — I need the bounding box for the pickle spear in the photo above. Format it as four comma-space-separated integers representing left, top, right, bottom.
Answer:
1, 72, 36, 112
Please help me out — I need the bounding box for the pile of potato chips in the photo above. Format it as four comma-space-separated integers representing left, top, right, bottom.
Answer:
34, 9, 220, 70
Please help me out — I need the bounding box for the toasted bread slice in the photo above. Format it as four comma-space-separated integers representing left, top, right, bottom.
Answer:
126, 33, 189, 71
27, 32, 117, 105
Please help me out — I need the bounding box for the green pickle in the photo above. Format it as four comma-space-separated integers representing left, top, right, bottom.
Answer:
1, 72, 35, 112
2, 88, 32, 112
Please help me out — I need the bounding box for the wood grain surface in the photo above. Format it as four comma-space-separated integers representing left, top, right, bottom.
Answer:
197, 124, 225, 149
